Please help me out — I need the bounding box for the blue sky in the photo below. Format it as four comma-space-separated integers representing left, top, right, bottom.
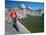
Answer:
5, 1, 44, 10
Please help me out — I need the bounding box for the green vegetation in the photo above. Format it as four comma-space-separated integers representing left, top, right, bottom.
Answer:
18, 14, 44, 33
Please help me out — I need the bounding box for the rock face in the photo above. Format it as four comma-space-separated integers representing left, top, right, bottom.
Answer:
5, 12, 30, 35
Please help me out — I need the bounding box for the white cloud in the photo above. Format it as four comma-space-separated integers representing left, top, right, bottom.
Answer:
21, 4, 26, 8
